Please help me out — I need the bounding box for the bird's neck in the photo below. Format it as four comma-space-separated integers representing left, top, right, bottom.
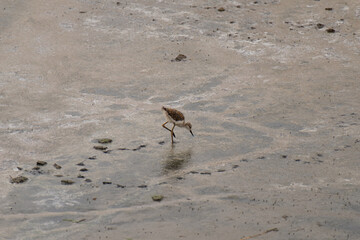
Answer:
177, 122, 186, 127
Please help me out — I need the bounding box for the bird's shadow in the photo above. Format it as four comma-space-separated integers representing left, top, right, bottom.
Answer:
161, 145, 192, 174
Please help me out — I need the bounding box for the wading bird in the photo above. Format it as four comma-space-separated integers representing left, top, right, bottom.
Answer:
162, 106, 193, 144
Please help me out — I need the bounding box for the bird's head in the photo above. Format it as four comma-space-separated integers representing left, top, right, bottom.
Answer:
185, 122, 194, 136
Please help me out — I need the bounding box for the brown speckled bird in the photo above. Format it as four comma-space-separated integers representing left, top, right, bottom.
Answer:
162, 106, 193, 144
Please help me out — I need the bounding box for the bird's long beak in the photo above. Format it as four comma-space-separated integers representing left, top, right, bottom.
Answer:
190, 130, 194, 136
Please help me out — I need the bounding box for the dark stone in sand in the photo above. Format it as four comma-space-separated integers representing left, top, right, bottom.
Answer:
189, 171, 199, 174
79, 11, 86, 14
217, 169, 226, 172
54, 174, 63, 177
116, 184, 126, 188
85, 179, 92, 182
325, 7, 333, 11
232, 164, 239, 169
282, 155, 287, 158
158, 141, 165, 145
174, 54, 187, 61
326, 28, 335, 33
316, 23, 325, 29
94, 145, 107, 151
88, 156, 97, 160
61, 180, 74, 185
36, 161, 47, 166
10, 176, 28, 184
98, 138, 113, 144
103, 181, 112, 185
200, 171, 211, 175
218, 7, 225, 12
132, 144, 147, 151
28, 169, 47, 175
80, 168, 88, 172
76, 162, 85, 166
138, 184, 147, 188
77, 175, 85, 178
53, 163, 62, 169
103, 150, 112, 154
152, 195, 164, 202
118, 147, 130, 150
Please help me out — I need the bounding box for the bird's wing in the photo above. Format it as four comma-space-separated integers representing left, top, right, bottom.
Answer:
164, 107, 185, 121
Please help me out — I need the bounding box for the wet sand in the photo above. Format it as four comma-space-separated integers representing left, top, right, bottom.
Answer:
1, 0, 360, 239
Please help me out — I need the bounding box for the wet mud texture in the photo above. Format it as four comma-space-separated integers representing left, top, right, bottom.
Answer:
1, 0, 360, 239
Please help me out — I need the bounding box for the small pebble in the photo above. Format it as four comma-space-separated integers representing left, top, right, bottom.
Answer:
80, 168, 88, 172
53, 163, 62, 169
175, 54, 187, 61
94, 145, 107, 151
37, 161, 47, 166
98, 138, 112, 144
316, 23, 325, 29
61, 180, 74, 185
152, 195, 164, 202
10, 176, 28, 184
218, 7, 225, 12
103, 181, 112, 185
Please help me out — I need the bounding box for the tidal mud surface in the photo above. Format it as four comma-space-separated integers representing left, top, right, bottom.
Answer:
1, 0, 360, 239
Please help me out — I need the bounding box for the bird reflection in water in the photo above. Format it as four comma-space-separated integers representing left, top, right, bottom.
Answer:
162, 145, 192, 174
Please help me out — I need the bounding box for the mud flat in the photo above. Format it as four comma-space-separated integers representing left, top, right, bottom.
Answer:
1, 0, 360, 239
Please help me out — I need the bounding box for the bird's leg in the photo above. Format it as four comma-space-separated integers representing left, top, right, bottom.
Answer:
171, 123, 176, 144
162, 121, 176, 138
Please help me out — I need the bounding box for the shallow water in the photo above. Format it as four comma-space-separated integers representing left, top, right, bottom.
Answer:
1, 0, 360, 239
